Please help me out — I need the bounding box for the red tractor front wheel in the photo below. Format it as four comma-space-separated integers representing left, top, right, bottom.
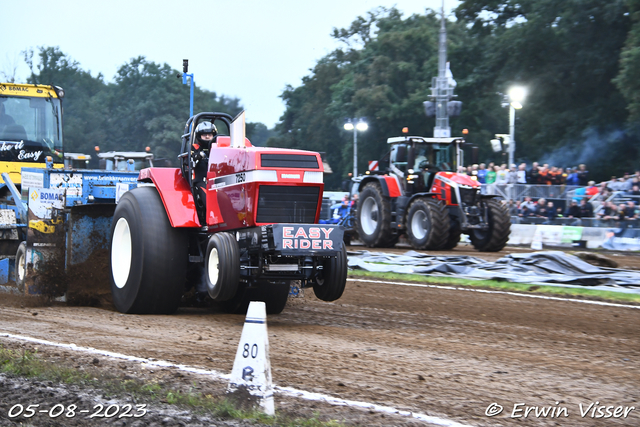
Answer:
204, 232, 240, 301
313, 245, 348, 302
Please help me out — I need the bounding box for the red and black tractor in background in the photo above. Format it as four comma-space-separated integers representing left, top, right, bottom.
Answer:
355, 136, 510, 251
108, 112, 347, 315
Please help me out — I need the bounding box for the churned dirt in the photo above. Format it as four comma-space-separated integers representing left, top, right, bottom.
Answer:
0, 245, 639, 426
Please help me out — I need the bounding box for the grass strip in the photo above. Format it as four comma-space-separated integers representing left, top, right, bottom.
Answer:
0, 345, 345, 427
348, 270, 640, 304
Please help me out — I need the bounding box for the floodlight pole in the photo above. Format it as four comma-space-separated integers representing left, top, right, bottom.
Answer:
509, 104, 516, 167
344, 118, 368, 176
353, 129, 358, 177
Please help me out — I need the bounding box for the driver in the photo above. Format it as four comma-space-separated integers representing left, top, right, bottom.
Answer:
192, 121, 217, 222
417, 158, 434, 189
0, 102, 15, 131
193, 121, 217, 154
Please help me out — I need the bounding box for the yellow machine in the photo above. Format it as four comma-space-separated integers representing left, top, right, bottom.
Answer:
28, 217, 63, 234
0, 83, 65, 187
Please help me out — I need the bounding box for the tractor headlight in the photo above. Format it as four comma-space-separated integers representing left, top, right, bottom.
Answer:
303, 171, 323, 183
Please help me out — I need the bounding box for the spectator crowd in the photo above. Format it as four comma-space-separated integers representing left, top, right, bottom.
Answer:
458, 162, 640, 223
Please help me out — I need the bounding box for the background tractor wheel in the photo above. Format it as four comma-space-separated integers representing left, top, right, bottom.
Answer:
313, 245, 348, 302
377, 235, 399, 248
205, 232, 240, 301
406, 198, 450, 250
221, 280, 291, 315
109, 187, 187, 314
469, 198, 511, 252
442, 217, 462, 250
15, 241, 26, 293
356, 182, 395, 247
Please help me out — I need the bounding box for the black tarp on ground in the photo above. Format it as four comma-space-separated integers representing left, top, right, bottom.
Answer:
347, 250, 640, 290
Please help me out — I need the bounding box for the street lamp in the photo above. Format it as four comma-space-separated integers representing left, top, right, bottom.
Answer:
344, 118, 368, 176
504, 86, 526, 167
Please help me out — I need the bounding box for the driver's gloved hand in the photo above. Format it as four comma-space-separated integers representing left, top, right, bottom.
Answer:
192, 150, 207, 162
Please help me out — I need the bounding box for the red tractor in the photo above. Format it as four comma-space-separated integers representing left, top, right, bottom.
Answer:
108, 112, 347, 315
355, 136, 510, 251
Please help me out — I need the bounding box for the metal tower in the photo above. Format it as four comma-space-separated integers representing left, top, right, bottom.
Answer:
429, 1, 455, 138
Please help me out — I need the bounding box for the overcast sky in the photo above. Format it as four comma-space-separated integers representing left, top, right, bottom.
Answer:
2, 0, 460, 127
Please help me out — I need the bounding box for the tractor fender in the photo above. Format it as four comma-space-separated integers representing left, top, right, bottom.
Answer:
407, 192, 439, 204
138, 168, 201, 228
399, 192, 441, 224
358, 175, 403, 198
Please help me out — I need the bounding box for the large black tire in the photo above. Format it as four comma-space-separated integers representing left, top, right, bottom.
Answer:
205, 233, 240, 301
260, 281, 291, 314
313, 245, 348, 302
442, 217, 461, 250
15, 241, 26, 293
356, 182, 395, 247
109, 187, 188, 314
221, 280, 291, 315
469, 198, 511, 252
378, 235, 399, 248
406, 198, 450, 250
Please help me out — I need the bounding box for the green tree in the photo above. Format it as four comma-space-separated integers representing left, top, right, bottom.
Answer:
269, 8, 470, 188
267, 54, 347, 189
614, 0, 640, 124
270, 1, 637, 184
456, 0, 633, 175
25, 47, 110, 155
25, 48, 267, 165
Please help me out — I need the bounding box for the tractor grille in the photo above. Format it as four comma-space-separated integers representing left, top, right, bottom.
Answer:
256, 185, 319, 223
459, 187, 478, 206
260, 154, 319, 169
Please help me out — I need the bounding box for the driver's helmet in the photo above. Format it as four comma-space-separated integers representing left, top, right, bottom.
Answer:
418, 159, 431, 169
195, 121, 218, 145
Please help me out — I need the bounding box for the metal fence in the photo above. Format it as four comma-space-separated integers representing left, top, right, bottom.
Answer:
485, 185, 640, 212
481, 184, 581, 201
511, 216, 640, 229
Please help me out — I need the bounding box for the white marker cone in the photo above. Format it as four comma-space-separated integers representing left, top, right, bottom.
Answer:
531, 227, 543, 250
227, 301, 275, 415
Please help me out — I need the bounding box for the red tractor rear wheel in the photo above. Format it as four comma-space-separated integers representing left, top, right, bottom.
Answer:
109, 187, 188, 314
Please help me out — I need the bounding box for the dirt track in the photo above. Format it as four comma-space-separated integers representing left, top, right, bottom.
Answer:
1, 246, 639, 426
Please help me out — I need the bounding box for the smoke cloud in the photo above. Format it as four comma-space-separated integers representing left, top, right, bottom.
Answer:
538, 128, 625, 169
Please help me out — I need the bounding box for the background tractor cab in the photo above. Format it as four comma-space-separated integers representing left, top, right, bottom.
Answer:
64, 153, 91, 169
386, 136, 463, 193
97, 150, 154, 171
0, 83, 65, 190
